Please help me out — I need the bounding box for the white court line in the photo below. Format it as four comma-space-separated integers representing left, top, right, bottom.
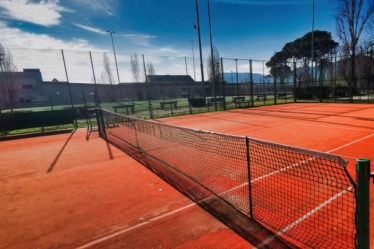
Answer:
75, 203, 197, 249
253, 186, 354, 249
327, 133, 374, 153
75, 132, 374, 249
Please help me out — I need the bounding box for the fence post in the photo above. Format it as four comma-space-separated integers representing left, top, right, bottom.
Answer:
245, 137, 253, 218
249, 60, 254, 107
274, 74, 277, 105
263, 61, 266, 106
188, 84, 192, 114
89, 51, 104, 137
356, 158, 370, 249
61, 49, 77, 128
369, 51, 373, 104
185, 56, 188, 75
293, 61, 297, 103
142, 54, 153, 119
221, 57, 227, 110
236, 59, 239, 99
319, 59, 323, 103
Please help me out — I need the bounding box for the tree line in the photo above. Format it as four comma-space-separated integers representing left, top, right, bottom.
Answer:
266, 0, 374, 93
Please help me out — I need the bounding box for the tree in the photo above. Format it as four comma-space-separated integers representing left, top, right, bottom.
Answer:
0, 43, 18, 111
130, 54, 140, 82
101, 52, 114, 85
146, 61, 155, 76
266, 51, 291, 89
207, 46, 221, 83
282, 31, 339, 85
336, 0, 374, 96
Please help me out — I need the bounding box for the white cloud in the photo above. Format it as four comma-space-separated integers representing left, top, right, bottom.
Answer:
0, 0, 71, 26
0, 21, 104, 82
0, 21, 98, 50
74, 23, 107, 35
0, 22, 201, 82
78, 0, 117, 16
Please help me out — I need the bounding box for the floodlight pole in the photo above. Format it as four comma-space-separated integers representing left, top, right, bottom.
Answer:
107, 30, 121, 84
191, 40, 197, 81
195, 0, 206, 101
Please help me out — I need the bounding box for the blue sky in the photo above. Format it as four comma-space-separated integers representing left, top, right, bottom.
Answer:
0, 0, 339, 81
0, 0, 338, 58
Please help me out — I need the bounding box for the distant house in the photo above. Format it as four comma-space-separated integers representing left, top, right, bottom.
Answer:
0, 69, 47, 109
146, 75, 195, 83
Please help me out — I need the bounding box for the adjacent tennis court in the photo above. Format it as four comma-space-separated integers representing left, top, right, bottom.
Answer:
1, 103, 373, 249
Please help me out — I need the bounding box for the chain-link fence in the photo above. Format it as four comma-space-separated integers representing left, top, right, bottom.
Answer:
0, 47, 373, 136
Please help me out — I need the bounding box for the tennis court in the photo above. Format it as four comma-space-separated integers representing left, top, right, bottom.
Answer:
1, 103, 373, 249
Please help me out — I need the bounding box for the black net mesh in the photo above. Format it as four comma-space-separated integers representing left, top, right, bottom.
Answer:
101, 109, 357, 249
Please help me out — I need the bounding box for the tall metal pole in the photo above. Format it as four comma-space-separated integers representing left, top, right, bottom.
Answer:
195, 0, 206, 100
107, 30, 121, 84
207, 0, 217, 110
191, 40, 197, 81
311, 0, 315, 85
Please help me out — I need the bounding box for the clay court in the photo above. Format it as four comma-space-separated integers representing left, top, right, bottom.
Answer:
1, 103, 373, 249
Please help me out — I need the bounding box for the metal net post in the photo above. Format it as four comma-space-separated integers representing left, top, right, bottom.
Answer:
356, 159, 370, 249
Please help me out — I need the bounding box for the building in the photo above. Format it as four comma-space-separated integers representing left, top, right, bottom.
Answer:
146, 75, 195, 83
0, 70, 203, 110
0, 69, 47, 110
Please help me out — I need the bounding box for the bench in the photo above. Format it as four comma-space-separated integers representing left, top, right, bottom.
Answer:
207, 97, 225, 110
233, 97, 245, 103
256, 95, 267, 101
277, 93, 288, 98
160, 101, 178, 110
233, 97, 251, 108
113, 104, 135, 115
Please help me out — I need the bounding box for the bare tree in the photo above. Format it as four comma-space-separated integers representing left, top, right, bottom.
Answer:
101, 52, 114, 85
0, 43, 18, 111
207, 46, 221, 83
336, 0, 374, 95
146, 61, 155, 76
130, 54, 140, 82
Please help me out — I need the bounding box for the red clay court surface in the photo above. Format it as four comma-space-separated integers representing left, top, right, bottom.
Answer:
0, 103, 373, 249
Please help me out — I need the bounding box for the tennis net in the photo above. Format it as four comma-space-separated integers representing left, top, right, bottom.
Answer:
99, 108, 357, 249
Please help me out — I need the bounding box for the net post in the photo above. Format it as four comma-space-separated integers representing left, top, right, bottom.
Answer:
245, 137, 253, 218
356, 158, 370, 249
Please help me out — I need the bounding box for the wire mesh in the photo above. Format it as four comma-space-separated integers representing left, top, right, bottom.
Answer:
101, 108, 357, 249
